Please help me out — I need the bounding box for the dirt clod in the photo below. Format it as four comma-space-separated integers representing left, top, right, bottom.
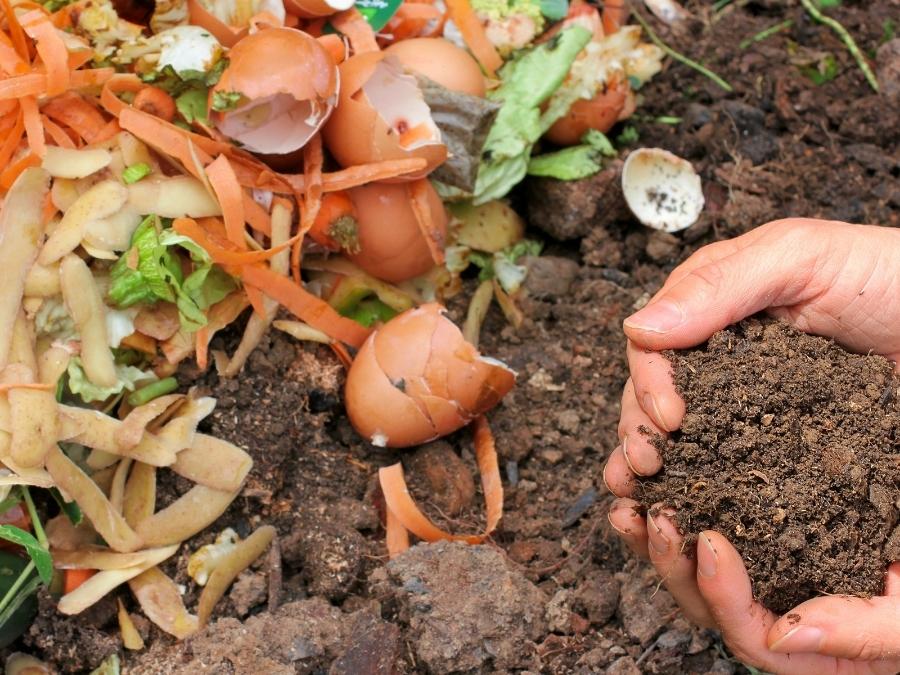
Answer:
616, 563, 677, 645
371, 541, 547, 673
641, 318, 900, 614
404, 441, 475, 517
283, 516, 365, 601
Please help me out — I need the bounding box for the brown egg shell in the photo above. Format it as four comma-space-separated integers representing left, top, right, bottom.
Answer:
346, 180, 447, 283
384, 38, 486, 97
321, 52, 447, 179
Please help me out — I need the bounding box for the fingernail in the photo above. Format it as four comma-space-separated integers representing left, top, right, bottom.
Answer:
697, 532, 718, 577
621, 437, 638, 474
625, 300, 684, 334
607, 509, 630, 536
769, 626, 825, 654
601, 461, 615, 494
647, 513, 670, 555
642, 392, 672, 431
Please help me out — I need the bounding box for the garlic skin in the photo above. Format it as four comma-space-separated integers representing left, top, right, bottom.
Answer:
344, 303, 515, 448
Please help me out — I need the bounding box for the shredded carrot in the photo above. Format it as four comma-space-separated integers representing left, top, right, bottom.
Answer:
443, 0, 502, 77
21, 10, 70, 96
0, 381, 55, 393
331, 8, 380, 54
384, 2, 446, 43
132, 85, 176, 122
384, 501, 411, 558
309, 191, 355, 251
0, 30, 28, 75
20, 96, 45, 158
379, 415, 502, 547
92, 118, 120, 143
245, 285, 267, 320
40, 114, 76, 148
172, 217, 301, 266
0, 152, 40, 189
63, 568, 96, 594
195, 325, 210, 370
409, 179, 444, 265
119, 108, 214, 179
329, 342, 354, 370
283, 158, 428, 194
601, 0, 627, 34
99, 73, 144, 117
206, 155, 247, 250
42, 93, 108, 144
295, 134, 323, 282
0, 110, 24, 169
242, 192, 272, 236
0, 0, 30, 61
240, 264, 370, 348
66, 48, 93, 71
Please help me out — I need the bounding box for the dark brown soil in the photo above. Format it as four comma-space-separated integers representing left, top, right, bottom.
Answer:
640, 318, 900, 615
10, 0, 900, 672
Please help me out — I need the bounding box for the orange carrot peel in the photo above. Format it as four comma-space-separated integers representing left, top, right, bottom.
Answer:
443, 0, 502, 77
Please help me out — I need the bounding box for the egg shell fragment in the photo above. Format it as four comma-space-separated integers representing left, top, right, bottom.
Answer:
345, 304, 515, 448
621, 148, 704, 233
384, 38, 486, 97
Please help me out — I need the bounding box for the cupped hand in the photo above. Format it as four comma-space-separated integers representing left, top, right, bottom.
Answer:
603, 218, 900, 673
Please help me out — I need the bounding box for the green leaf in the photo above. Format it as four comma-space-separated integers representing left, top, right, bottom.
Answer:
66, 358, 153, 403
211, 91, 242, 112
0, 551, 39, 649
343, 298, 397, 327
799, 53, 840, 85
539, 0, 568, 20
0, 491, 21, 520
175, 87, 210, 125
0, 527, 51, 585
49, 487, 83, 526
527, 130, 615, 180
122, 163, 152, 185
814, 0, 840, 7
615, 125, 639, 145
504, 239, 542, 263
182, 265, 237, 311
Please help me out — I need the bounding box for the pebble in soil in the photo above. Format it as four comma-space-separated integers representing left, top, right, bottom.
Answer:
640, 318, 900, 615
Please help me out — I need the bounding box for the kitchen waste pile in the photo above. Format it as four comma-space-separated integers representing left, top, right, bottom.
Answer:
0, 0, 667, 655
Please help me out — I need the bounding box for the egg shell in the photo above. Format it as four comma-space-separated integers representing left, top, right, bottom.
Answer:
346, 180, 447, 283
344, 303, 515, 448
322, 52, 447, 179
283, 0, 352, 18
621, 147, 704, 232
384, 38, 486, 97
345, 331, 437, 447
544, 83, 630, 146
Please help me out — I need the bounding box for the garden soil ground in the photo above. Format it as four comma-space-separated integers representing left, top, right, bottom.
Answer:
14, 0, 900, 672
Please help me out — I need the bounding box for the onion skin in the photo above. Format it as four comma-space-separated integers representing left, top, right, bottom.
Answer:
384, 38, 486, 97
322, 52, 447, 179
345, 303, 515, 448
544, 83, 630, 147
346, 180, 447, 283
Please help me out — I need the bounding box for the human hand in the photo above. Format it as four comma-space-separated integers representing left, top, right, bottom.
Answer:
603, 218, 900, 673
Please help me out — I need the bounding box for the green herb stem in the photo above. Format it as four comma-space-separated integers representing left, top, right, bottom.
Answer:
798, 0, 879, 92
20, 488, 46, 550
0, 561, 34, 618
122, 163, 152, 184
632, 10, 734, 92
740, 19, 793, 49
127, 377, 178, 407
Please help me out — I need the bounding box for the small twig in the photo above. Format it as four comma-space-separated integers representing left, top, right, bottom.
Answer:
740, 19, 793, 50
798, 0, 879, 93
632, 10, 734, 92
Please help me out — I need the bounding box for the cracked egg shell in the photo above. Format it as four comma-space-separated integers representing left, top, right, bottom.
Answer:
210, 28, 337, 156
383, 38, 486, 97
622, 148, 704, 232
345, 303, 515, 448
322, 52, 447, 180
346, 180, 447, 283
544, 81, 633, 146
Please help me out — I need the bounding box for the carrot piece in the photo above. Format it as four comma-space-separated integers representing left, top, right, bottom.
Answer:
92, 118, 121, 143
0, 30, 28, 75
41, 114, 76, 148
309, 191, 355, 251
384, 500, 410, 558
171, 217, 301, 266
195, 325, 210, 370
242, 193, 272, 236
331, 8, 379, 54
316, 34, 346, 65
206, 155, 247, 250
132, 85, 176, 122
601, 0, 627, 34
409, 179, 444, 265
379, 415, 503, 548
66, 48, 93, 70
20, 96, 45, 158
42, 93, 108, 143
329, 342, 353, 370
443, 0, 502, 77
385, 2, 445, 43
0, 110, 24, 169
295, 134, 323, 282
0, 0, 30, 61
21, 10, 70, 96
240, 264, 371, 348
283, 158, 428, 194
99, 73, 144, 117
64, 568, 96, 594
0, 152, 40, 189
118, 108, 213, 179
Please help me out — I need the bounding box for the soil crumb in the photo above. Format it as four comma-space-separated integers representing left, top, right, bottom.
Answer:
640, 318, 900, 614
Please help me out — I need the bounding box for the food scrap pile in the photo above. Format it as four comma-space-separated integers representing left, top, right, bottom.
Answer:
0, 0, 667, 657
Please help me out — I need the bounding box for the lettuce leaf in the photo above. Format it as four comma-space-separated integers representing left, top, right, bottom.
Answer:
527, 129, 616, 180
66, 358, 154, 403
472, 26, 592, 204
108, 216, 237, 332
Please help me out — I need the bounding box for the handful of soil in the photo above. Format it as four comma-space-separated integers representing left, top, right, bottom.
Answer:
640, 318, 900, 614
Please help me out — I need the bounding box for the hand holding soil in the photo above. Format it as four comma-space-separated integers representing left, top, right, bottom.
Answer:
605, 218, 900, 674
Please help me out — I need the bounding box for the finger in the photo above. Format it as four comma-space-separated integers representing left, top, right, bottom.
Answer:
695, 531, 839, 674
626, 340, 685, 433
608, 498, 649, 558
603, 445, 637, 498
617, 377, 666, 475
767, 594, 900, 661
886, 561, 900, 596
623, 219, 829, 351
646, 509, 715, 627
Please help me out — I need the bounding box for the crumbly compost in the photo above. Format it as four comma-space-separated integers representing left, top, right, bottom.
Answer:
640, 318, 900, 614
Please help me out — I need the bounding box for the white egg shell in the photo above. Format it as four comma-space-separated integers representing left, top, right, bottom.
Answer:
621, 148, 704, 233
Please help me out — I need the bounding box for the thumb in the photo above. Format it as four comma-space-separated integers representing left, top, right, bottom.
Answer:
623, 223, 826, 350
768, 590, 900, 661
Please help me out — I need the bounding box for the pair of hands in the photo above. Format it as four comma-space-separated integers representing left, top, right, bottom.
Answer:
604, 218, 900, 674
